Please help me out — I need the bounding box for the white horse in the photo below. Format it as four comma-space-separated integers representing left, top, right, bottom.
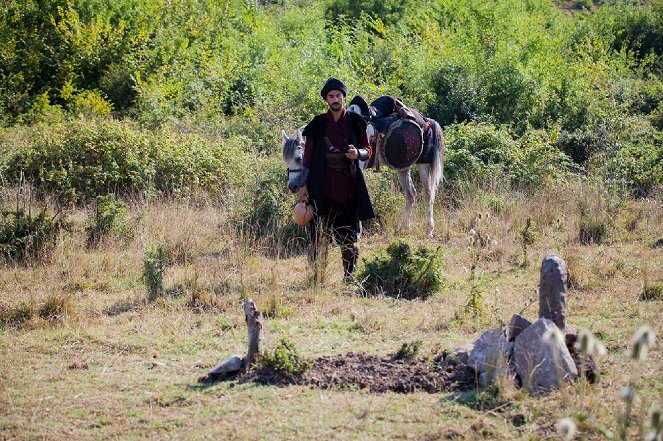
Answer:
282, 102, 444, 238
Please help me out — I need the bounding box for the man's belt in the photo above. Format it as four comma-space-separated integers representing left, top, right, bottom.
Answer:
325, 153, 351, 174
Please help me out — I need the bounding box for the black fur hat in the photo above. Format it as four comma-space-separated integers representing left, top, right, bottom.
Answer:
320, 77, 348, 99
348, 95, 370, 118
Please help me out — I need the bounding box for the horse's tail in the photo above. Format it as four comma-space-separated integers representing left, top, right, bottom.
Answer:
428, 119, 444, 196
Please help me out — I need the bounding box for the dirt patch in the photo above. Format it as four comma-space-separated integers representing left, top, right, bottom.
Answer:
203, 352, 476, 393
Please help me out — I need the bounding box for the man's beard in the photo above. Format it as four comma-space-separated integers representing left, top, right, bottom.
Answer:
330, 103, 342, 111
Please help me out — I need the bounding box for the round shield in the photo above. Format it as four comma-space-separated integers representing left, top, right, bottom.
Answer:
381, 119, 423, 170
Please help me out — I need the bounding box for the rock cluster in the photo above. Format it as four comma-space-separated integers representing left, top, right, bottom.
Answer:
450, 253, 598, 394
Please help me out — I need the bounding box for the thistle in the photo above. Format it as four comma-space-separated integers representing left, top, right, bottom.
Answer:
629, 325, 656, 362
556, 417, 577, 441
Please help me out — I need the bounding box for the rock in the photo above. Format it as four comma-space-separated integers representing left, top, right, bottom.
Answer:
507, 314, 532, 342
565, 333, 600, 383
445, 343, 474, 366
539, 254, 568, 332
207, 355, 244, 376
513, 318, 578, 394
467, 327, 507, 384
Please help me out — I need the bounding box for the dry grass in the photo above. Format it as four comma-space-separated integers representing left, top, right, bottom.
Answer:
1, 181, 662, 440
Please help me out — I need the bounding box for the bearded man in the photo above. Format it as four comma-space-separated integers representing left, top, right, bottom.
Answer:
296, 77, 374, 282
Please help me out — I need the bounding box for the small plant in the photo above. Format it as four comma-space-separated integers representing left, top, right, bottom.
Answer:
260, 337, 311, 375
0, 300, 36, 329
84, 194, 133, 248
619, 325, 657, 440
465, 286, 486, 319
39, 293, 74, 323
394, 339, 422, 360
143, 243, 171, 301
357, 239, 445, 300
578, 198, 609, 245
0, 209, 62, 264
639, 284, 663, 301
520, 217, 536, 267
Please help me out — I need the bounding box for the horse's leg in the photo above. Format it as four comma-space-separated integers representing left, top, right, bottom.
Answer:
416, 164, 435, 238
397, 168, 416, 230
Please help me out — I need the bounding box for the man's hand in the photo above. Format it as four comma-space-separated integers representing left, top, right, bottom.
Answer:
345, 144, 359, 160
297, 184, 309, 202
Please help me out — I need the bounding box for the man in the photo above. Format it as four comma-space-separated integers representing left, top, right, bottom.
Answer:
296, 77, 375, 282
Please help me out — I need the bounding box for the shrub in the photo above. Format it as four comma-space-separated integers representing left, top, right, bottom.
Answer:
84, 194, 133, 247
578, 205, 609, 245
232, 159, 307, 255
38, 293, 74, 323
0, 209, 61, 263
143, 243, 171, 301
357, 238, 445, 300
592, 120, 663, 197
260, 337, 311, 375
3, 120, 154, 203
0, 300, 36, 329
444, 122, 518, 187
1, 119, 254, 202
394, 339, 422, 359
639, 284, 663, 301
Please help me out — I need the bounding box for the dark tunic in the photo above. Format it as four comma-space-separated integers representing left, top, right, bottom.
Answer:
302, 109, 374, 222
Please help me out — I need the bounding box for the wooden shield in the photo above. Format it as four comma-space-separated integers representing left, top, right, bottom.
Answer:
381, 119, 423, 170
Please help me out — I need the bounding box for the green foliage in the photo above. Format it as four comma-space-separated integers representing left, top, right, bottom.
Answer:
358, 239, 445, 300
233, 159, 307, 254
143, 243, 171, 301
520, 217, 537, 267
84, 194, 133, 247
0, 0, 661, 200
394, 339, 422, 360
3, 120, 154, 203
0, 209, 61, 263
260, 337, 311, 375
1, 119, 253, 202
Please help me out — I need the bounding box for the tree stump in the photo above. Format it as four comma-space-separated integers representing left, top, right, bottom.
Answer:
202, 299, 264, 382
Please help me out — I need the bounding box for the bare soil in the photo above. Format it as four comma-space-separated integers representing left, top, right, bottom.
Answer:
203, 352, 476, 393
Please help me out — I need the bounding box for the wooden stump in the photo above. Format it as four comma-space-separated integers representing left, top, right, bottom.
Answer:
202, 299, 264, 382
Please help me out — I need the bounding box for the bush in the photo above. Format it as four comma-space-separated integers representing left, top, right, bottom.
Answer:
232, 159, 307, 255
3, 120, 154, 203
591, 120, 663, 197
0, 209, 61, 263
260, 337, 311, 375
84, 194, 133, 247
578, 200, 609, 245
1, 119, 254, 202
357, 238, 445, 300
444, 123, 518, 187
143, 243, 171, 301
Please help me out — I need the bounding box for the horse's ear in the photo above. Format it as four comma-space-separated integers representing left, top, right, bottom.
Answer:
282, 130, 289, 143
296, 130, 303, 141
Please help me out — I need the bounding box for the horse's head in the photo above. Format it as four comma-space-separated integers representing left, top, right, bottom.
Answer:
282, 129, 305, 193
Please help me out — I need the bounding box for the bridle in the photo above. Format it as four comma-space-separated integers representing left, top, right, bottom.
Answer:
287, 167, 303, 175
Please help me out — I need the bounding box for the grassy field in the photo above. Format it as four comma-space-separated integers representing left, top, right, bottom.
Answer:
1, 180, 662, 440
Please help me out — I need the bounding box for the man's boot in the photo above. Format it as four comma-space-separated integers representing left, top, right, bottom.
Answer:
342, 243, 359, 283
